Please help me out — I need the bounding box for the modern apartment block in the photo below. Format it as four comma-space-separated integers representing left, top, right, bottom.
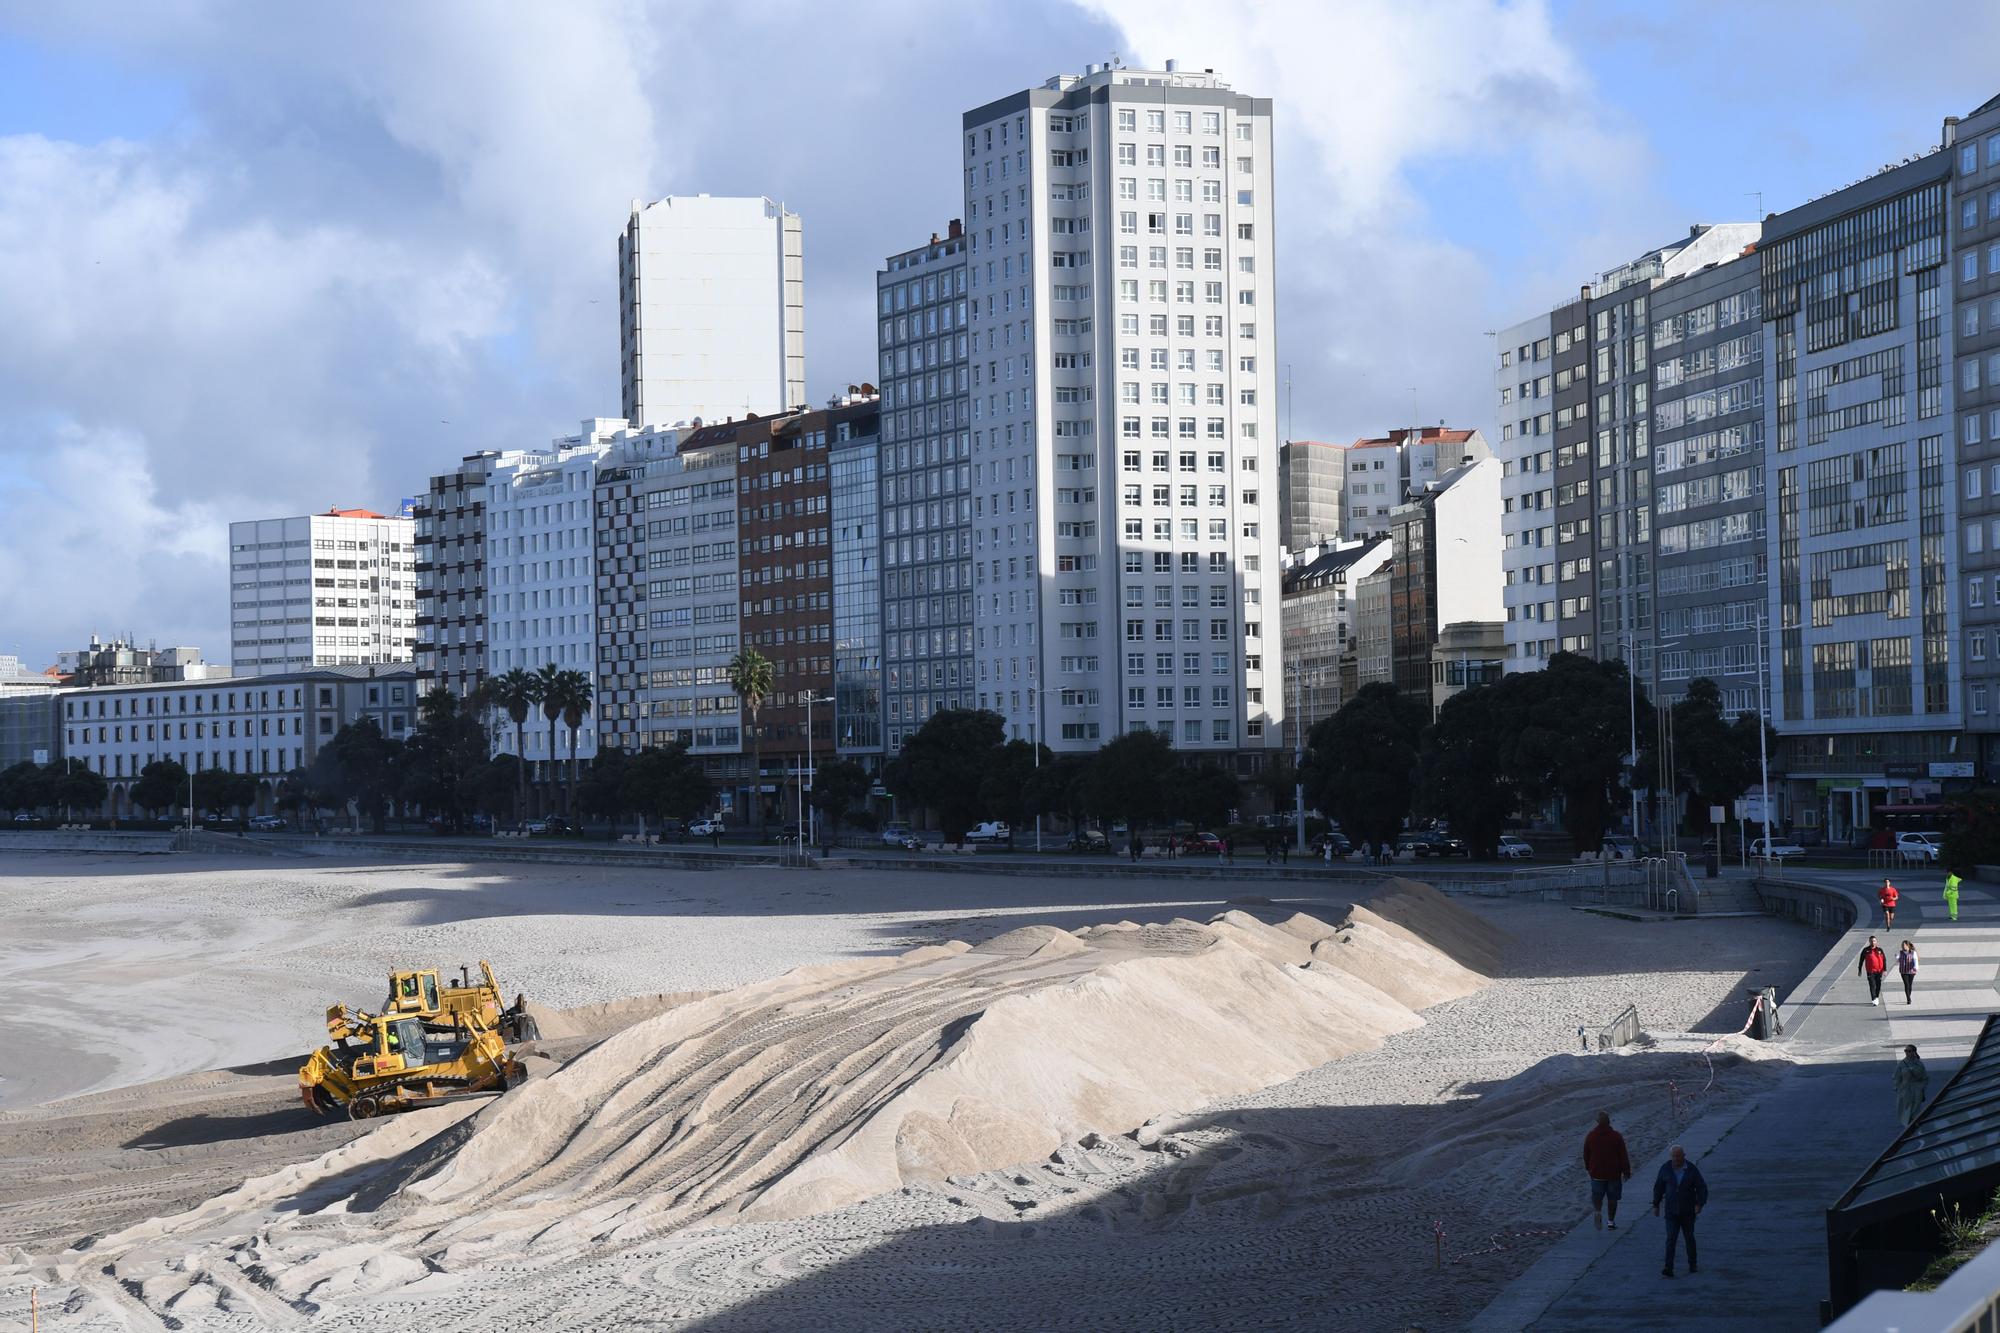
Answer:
1590, 226, 1764, 687
414, 453, 500, 700
1352, 563, 1393, 690
960, 62, 1281, 762
619, 195, 805, 430
227, 508, 417, 675
1279, 536, 1388, 748
1278, 439, 1347, 549
1386, 458, 1503, 714
1761, 147, 1959, 837
1343, 427, 1490, 541
1952, 98, 2000, 759
1495, 309, 1562, 670
593, 428, 743, 792
57, 665, 420, 811
875, 222, 974, 754
1650, 249, 1766, 717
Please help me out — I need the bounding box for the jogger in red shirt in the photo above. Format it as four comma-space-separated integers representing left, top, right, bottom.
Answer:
1879, 879, 1900, 930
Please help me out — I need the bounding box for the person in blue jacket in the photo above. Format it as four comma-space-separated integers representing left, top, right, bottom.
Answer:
1651, 1144, 1709, 1277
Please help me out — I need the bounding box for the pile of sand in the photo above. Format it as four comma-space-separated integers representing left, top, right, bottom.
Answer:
23, 886, 1504, 1325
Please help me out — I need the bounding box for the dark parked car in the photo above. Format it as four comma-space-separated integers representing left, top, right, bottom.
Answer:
1397, 831, 1467, 858
1066, 829, 1111, 853
1313, 832, 1352, 857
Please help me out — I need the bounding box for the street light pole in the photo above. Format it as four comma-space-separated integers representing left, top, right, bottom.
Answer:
801, 690, 826, 849
1291, 658, 1307, 854
1625, 633, 1640, 844
1756, 612, 1772, 854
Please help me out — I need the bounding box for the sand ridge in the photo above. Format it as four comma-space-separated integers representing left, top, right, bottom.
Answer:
11, 886, 1505, 1326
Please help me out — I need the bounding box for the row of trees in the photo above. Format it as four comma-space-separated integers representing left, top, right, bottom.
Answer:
487, 662, 594, 820
0, 758, 111, 819
879, 708, 1241, 840
1306, 654, 1770, 858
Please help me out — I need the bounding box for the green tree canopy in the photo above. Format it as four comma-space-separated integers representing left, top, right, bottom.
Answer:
191, 766, 259, 817
308, 716, 402, 832
51, 758, 109, 819
1420, 686, 1515, 858
400, 687, 491, 831
131, 758, 191, 819
1488, 652, 1646, 852
622, 743, 714, 833
810, 757, 873, 839
883, 708, 1006, 839
1083, 730, 1172, 833
1303, 682, 1426, 849
978, 739, 1049, 836
1669, 677, 1770, 833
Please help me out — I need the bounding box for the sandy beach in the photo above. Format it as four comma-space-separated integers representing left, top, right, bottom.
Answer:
0, 852, 1827, 1330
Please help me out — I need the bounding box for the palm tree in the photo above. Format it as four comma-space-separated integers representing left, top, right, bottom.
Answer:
727, 648, 774, 834
556, 668, 593, 819
533, 661, 566, 818
492, 668, 541, 823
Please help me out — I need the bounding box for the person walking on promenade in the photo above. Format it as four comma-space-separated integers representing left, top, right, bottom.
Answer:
1879, 878, 1900, 930
1129, 832, 1143, 863
1894, 1045, 1930, 1126
1859, 935, 1888, 1006
1897, 939, 1920, 1005
1945, 868, 1963, 923
1583, 1110, 1633, 1230
1652, 1145, 1708, 1277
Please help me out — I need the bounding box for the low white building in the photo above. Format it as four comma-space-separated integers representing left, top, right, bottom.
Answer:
57, 666, 420, 815
229, 508, 417, 675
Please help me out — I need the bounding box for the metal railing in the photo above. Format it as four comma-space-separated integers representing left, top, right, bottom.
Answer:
1597, 1004, 1642, 1050
1828, 1238, 2000, 1331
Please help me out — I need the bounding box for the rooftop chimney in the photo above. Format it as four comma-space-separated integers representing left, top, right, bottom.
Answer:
1165, 58, 1178, 72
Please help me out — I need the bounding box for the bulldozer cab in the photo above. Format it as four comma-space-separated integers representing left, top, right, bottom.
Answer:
387, 969, 442, 1015
353, 1016, 437, 1077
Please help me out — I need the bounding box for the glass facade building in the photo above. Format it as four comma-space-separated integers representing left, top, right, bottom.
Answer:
875, 223, 974, 753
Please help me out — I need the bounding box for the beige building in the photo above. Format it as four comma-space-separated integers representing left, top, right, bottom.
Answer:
1431, 620, 1505, 716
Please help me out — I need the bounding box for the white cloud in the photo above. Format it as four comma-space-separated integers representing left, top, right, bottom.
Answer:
1080, 0, 1657, 437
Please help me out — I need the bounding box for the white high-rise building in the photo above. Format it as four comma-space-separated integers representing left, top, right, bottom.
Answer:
961, 62, 1281, 759
228, 509, 417, 675
619, 195, 805, 430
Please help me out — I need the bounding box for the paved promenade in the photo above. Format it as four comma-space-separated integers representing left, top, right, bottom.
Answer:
1475, 867, 1998, 1332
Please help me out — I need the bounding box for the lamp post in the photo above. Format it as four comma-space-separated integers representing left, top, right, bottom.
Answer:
801, 690, 827, 850
1290, 657, 1307, 854
1755, 613, 1772, 855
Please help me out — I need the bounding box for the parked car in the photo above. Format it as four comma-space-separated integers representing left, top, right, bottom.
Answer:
1169, 830, 1223, 854
964, 821, 1012, 844
1497, 834, 1534, 860
1066, 829, 1110, 853
1600, 836, 1640, 861
880, 822, 914, 847
1313, 831, 1352, 857
525, 815, 575, 837
1895, 831, 1942, 864
1750, 836, 1806, 860
689, 817, 726, 838
12, 812, 37, 823
654, 818, 688, 842
248, 814, 287, 831
1398, 831, 1466, 858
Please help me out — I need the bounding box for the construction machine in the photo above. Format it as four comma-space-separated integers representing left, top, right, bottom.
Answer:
299, 960, 538, 1120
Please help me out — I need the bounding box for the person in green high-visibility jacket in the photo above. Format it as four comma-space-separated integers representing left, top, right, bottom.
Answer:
1945, 869, 1963, 923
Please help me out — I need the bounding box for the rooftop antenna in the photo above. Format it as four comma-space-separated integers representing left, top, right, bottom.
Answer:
1747, 190, 1764, 217
1284, 363, 1293, 442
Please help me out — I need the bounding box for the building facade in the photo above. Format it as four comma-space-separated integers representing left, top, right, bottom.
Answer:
1649, 249, 1766, 718
1280, 536, 1389, 748
1343, 427, 1490, 541
593, 429, 744, 800
619, 195, 805, 430
414, 453, 499, 700
228, 509, 417, 675
1431, 619, 1505, 716
1352, 564, 1393, 689
1386, 457, 1503, 714
1495, 310, 1559, 671
1761, 150, 1960, 837
961, 62, 1281, 763
876, 222, 974, 754
55, 637, 227, 687
57, 666, 419, 814
1278, 439, 1347, 549
1952, 98, 2000, 760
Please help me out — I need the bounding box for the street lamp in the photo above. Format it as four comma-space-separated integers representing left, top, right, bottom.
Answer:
801, 690, 828, 850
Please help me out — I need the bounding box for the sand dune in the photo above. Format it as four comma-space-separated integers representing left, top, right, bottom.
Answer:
10, 884, 1507, 1327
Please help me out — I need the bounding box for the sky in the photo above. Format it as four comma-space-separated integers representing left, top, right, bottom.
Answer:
0, 0, 1996, 671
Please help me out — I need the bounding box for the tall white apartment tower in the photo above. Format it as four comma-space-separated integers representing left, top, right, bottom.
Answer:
619, 195, 805, 430
228, 508, 417, 675
962, 62, 1281, 760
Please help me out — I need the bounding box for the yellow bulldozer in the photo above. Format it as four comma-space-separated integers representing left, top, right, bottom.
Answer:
300, 961, 538, 1120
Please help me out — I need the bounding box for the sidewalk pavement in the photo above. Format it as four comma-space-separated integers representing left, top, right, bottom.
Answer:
1474, 869, 1999, 1332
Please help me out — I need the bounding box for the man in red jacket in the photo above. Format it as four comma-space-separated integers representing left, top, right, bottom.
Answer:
1584, 1110, 1633, 1229
1859, 935, 1888, 1006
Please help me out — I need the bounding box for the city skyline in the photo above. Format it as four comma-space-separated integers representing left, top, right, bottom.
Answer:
3, 3, 2000, 668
